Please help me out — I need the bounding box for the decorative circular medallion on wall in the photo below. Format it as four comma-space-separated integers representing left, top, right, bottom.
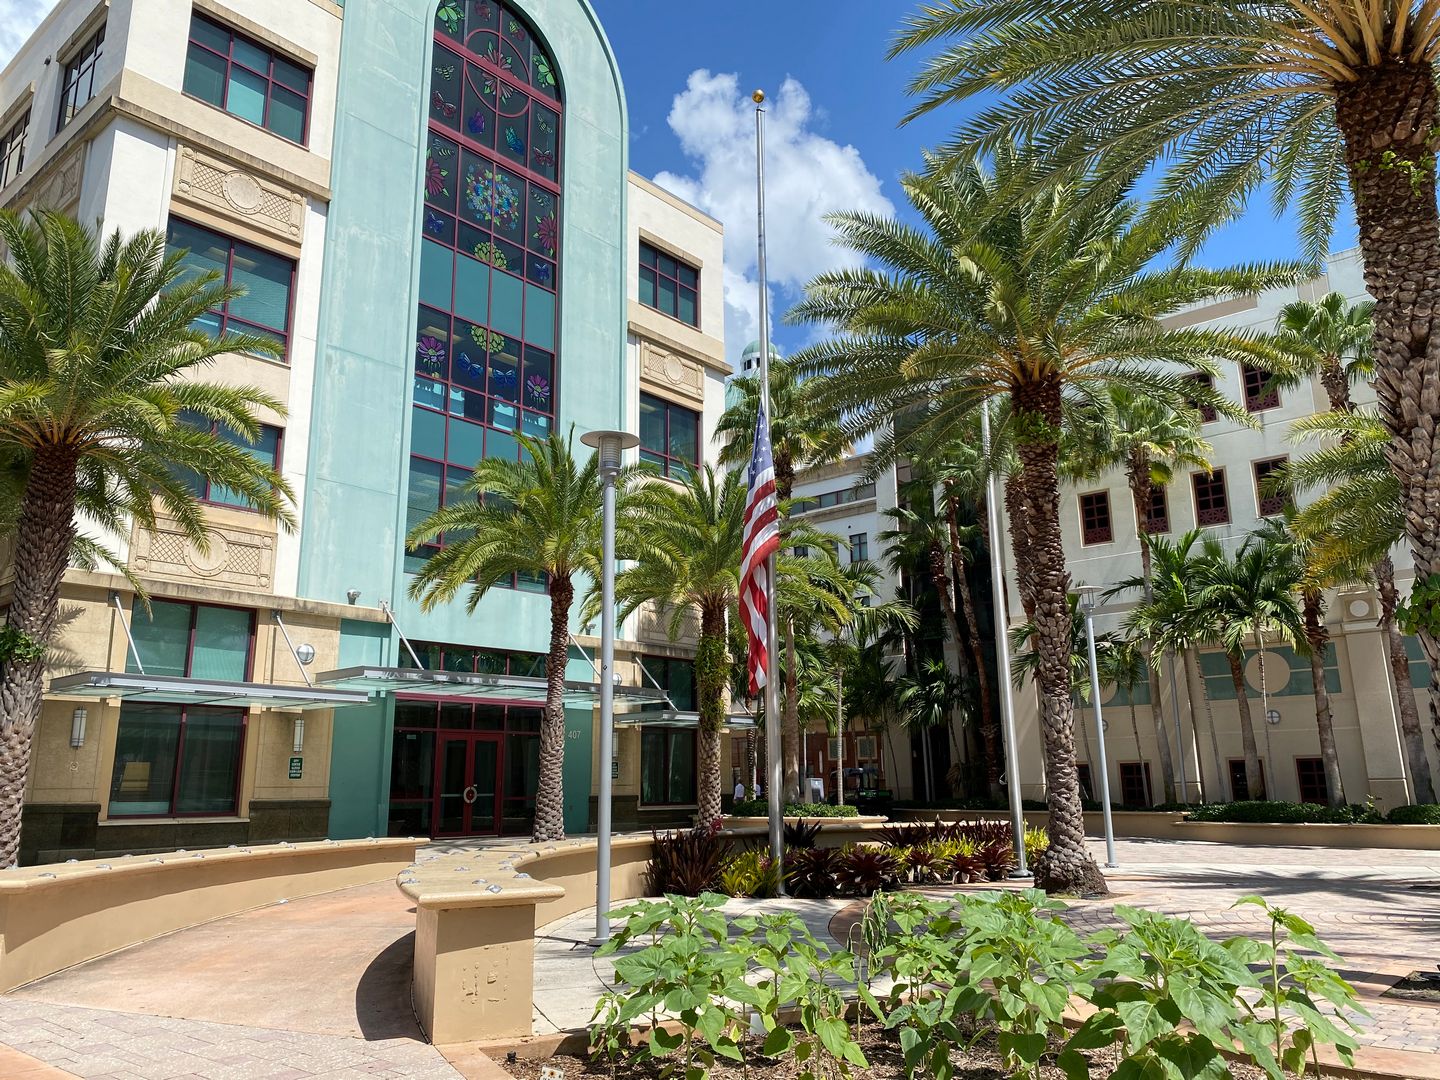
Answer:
664, 354, 686, 384
1348, 598, 1370, 619
221, 171, 264, 214
184, 533, 230, 577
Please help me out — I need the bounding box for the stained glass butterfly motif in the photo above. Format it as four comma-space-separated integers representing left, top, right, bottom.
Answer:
531, 261, 552, 285
467, 111, 486, 137
423, 210, 448, 236
431, 92, 456, 118
532, 148, 554, 170
504, 127, 525, 156
490, 365, 517, 392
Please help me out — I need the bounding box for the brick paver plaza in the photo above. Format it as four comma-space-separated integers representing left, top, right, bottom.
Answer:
0, 837, 1433, 1079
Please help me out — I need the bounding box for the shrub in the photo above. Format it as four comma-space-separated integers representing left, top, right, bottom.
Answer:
1185, 800, 1382, 825
718, 849, 783, 898
646, 826, 731, 896
834, 845, 901, 897
782, 819, 821, 848
1388, 802, 1440, 824
730, 799, 860, 818
785, 846, 844, 899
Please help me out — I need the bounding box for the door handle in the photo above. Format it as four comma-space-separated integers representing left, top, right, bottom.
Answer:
463, 784, 479, 805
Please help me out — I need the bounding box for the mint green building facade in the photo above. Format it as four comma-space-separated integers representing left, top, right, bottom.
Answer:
303, 0, 627, 839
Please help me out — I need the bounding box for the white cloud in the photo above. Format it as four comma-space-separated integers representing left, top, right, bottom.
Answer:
651, 70, 893, 366
0, 1, 53, 69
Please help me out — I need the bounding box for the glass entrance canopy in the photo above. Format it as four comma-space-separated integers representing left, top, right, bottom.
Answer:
313, 665, 671, 709
49, 671, 371, 711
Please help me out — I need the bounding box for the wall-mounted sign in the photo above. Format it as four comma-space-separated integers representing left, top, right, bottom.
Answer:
288, 756, 303, 780
611, 757, 619, 780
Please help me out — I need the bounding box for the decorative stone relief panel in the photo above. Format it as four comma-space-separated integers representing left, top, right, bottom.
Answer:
173, 145, 304, 245
130, 516, 275, 591
639, 341, 704, 405
634, 600, 698, 647
29, 144, 85, 214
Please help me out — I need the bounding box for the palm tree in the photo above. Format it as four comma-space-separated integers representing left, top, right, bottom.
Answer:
891, 2, 1440, 756
1274, 292, 1375, 412
1067, 386, 1214, 804
612, 465, 843, 823
0, 211, 293, 868
1122, 530, 1224, 803
1101, 639, 1154, 805
789, 149, 1299, 893
1289, 408, 1437, 803
407, 430, 626, 842
716, 360, 845, 802
1194, 534, 1307, 801
896, 657, 964, 802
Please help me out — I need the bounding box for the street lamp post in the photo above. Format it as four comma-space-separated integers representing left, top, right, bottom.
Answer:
581, 428, 638, 945
1076, 586, 1118, 869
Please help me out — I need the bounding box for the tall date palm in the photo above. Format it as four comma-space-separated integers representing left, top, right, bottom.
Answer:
0, 211, 293, 868
789, 151, 1299, 893
892, 0, 1440, 777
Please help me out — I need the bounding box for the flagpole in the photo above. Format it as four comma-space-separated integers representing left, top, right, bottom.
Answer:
754, 90, 784, 880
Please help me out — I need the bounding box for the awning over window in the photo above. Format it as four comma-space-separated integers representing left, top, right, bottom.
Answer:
312, 665, 672, 709
48, 671, 371, 711
615, 710, 758, 731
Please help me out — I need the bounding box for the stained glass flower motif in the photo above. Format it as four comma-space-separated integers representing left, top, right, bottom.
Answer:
435, 0, 462, 34
472, 241, 507, 269
464, 163, 522, 230
532, 213, 557, 257
416, 335, 447, 371
526, 375, 551, 406
534, 52, 556, 90
426, 157, 448, 198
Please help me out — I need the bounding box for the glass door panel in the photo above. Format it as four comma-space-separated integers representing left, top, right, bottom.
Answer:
471, 737, 499, 833
436, 737, 469, 835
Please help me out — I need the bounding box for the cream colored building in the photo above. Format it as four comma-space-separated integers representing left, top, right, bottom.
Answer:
1003, 249, 1439, 812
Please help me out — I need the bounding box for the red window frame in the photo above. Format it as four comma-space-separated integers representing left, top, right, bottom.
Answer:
184, 13, 313, 145
1192, 469, 1230, 527
1228, 757, 1267, 801
57, 23, 105, 131
639, 392, 699, 478
1253, 456, 1289, 517
1079, 490, 1114, 545
166, 217, 297, 361
1243, 363, 1281, 413
179, 415, 284, 513
1145, 484, 1170, 535
0, 108, 29, 187
1295, 756, 1327, 804
639, 241, 700, 328
1119, 761, 1153, 807
1186, 372, 1218, 423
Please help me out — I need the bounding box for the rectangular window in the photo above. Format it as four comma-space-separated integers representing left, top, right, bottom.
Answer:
126, 600, 254, 680
1253, 457, 1289, 517
638, 656, 697, 712
848, 532, 869, 562
1192, 469, 1230, 527
166, 218, 295, 360
1076, 763, 1094, 802
1186, 373, 1218, 423
1243, 363, 1281, 413
639, 392, 699, 479
57, 23, 105, 130
1119, 761, 1152, 807
641, 727, 697, 806
184, 14, 312, 144
1079, 491, 1113, 544
639, 242, 699, 327
0, 108, 29, 188
173, 411, 282, 510
1228, 758, 1267, 801
1145, 485, 1170, 534
792, 482, 875, 515
1295, 757, 1328, 804
108, 703, 246, 817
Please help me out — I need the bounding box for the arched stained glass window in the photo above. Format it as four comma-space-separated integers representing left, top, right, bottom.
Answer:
408, 0, 561, 579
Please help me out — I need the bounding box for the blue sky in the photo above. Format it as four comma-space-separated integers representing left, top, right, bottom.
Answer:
1, 0, 1361, 365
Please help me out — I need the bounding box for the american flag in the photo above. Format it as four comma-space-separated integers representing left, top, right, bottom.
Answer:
740, 398, 780, 695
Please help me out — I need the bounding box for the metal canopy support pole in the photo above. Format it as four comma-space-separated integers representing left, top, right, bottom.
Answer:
271, 611, 314, 688
1079, 588, 1118, 869
755, 91, 784, 883
110, 591, 145, 675
379, 601, 423, 669
981, 406, 1027, 877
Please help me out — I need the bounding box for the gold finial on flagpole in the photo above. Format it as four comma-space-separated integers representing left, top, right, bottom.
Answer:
752, 89, 765, 104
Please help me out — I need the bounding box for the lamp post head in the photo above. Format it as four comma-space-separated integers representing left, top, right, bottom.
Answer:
1075, 586, 1099, 614
581, 429, 639, 478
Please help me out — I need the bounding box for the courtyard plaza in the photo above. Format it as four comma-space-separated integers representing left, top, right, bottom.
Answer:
0, 837, 1433, 1080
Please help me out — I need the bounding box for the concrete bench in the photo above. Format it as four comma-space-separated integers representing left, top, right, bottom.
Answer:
0, 836, 422, 992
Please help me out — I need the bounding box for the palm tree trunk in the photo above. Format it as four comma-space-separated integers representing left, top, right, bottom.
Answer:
1127, 702, 1150, 805
1376, 555, 1437, 803
0, 447, 80, 868
1128, 463, 1177, 804
532, 575, 573, 842
1186, 647, 1221, 803
695, 604, 728, 826
1334, 67, 1440, 779
782, 620, 800, 803
1227, 648, 1264, 800
948, 486, 1002, 797
1303, 589, 1344, 807
745, 729, 758, 795
1003, 475, 1037, 620
1012, 380, 1106, 896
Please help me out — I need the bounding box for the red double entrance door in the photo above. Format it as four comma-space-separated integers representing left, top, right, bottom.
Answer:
434, 733, 501, 837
